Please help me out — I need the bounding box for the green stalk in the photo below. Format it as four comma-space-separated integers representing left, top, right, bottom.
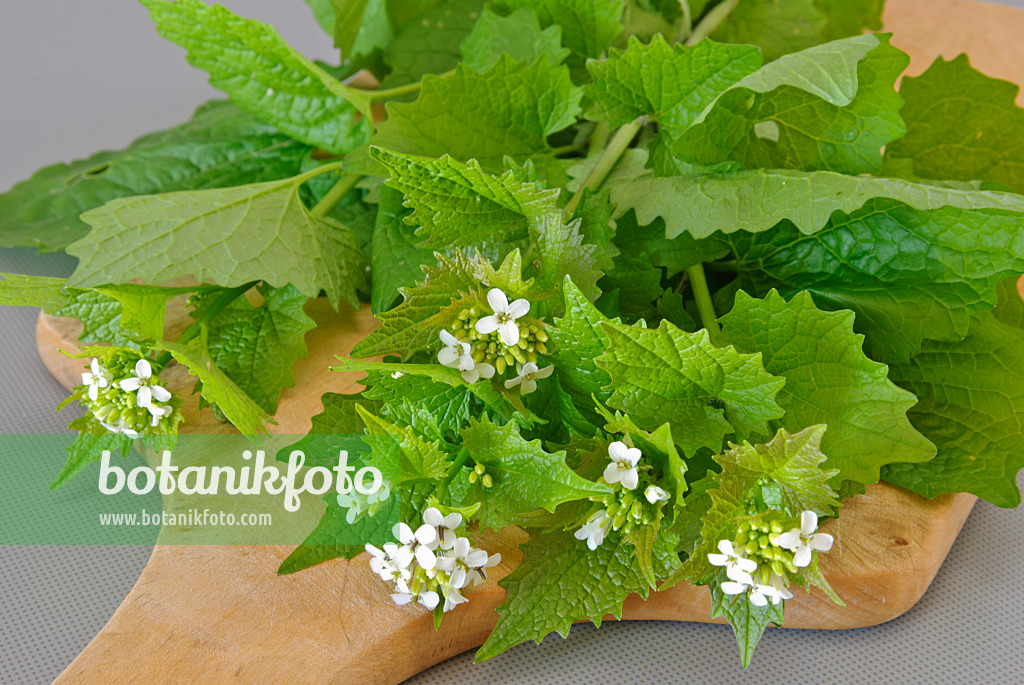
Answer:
564, 118, 643, 214
152, 281, 257, 371
685, 0, 739, 46
438, 447, 471, 500
311, 173, 361, 218
587, 122, 610, 158
366, 69, 455, 101
686, 263, 721, 341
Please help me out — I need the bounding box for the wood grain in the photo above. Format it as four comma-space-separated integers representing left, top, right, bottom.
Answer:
39, 0, 1024, 680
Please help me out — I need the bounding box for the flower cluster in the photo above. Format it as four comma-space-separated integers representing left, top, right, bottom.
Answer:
710, 510, 834, 606
365, 507, 500, 613
575, 441, 670, 550
78, 356, 181, 438
440, 288, 552, 393
337, 481, 392, 524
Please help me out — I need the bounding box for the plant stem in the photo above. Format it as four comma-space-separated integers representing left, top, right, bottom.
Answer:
686, 263, 721, 340
438, 446, 471, 500
152, 281, 257, 370
366, 69, 455, 100
311, 173, 361, 218
685, 0, 739, 46
564, 118, 643, 214
588, 122, 610, 158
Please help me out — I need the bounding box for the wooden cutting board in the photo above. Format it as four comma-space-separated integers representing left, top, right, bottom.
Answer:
36, 0, 1024, 681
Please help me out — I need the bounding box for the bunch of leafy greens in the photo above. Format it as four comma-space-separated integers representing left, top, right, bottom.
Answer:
2, 0, 1023, 668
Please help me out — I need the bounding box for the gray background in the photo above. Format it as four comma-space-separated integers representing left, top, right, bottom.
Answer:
2, 1, 1024, 683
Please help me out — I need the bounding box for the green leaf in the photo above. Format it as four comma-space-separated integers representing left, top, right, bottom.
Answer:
358, 406, 450, 482
352, 250, 530, 358
52, 414, 133, 489
719, 290, 936, 486
0, 273, 69, 311
0, 100, 310, 251
461, 415, 609, 518
711, 0, 826, 62
142, 0, 371, 154
363, 372, 473, 440
716, 426, 841, 515
610, 167, 1024, 240
709, 580, 784, 668
92, 284, 194, 341
369, 54, 582, 171
153, 337, 272, 435
66, 168, 367, 309
331, 0, 369, 56
595, 318, 786, 456
335, 358, 534, 428
882, 310, 1024, 508
547, 277, 616, 403
585, 35, 761, 131
332, 0, 391, 61
475, 529, 661, 662
529, 213, 604, 301
380, 0, 484, 88
993, 277, 1024, 330
53, 291, 127, 346
815, 0, 884, 43
201, 284, 316, 414
884, 55, 1024, 194
303, 0, 337, 36
370, 185, 432, 312
498, 0, 624, 65
674, 34, 907, 175
370, 148, 561, 251
460, 7, 570, 72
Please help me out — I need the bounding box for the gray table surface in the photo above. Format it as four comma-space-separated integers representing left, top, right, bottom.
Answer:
2, 2, 1024, 683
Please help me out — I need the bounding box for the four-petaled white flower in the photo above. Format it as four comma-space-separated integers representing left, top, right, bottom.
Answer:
463, 550, 501, 588
422, 507, 462, 551
393, 521, 439, 570
365, 543, 412, 584
720, 571, 782, 607
772, 510, 833, 568
441, 586, 468, 613
644, 485, 670, 504
437, 329, 496, 383
574, 509, 613, 550
82, 358, 112, 401
434, 537, 490, 589
99, 418, 139, 440
118, 359, 171, 409
475, 288, 529, 346
391, 588, 439, 611
769, 572, 793, 602
437, 330, 475, 371
603, 441, 642, 490
707, 539, 758, 582
146, 402, 173, 427
503, 362, 553, 395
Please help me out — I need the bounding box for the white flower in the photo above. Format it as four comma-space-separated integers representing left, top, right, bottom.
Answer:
772, 510, 834, 568
441, 586, 468, 613
603, 441, 642, 490
81, 358, 112, 401
769, 572, 793, 602
707, 539, 757, 582
422, 507, 462, 550
98, 418, 139, 440
475, 288, 529, 346
434, 537, 490, 589
503, 362, 553, 395
146, 402, 173, 427
392, 589, 439, 611
118, 359, 171, 409
460, 361, 495, 384
393, 521, 439, 570
365, 543, 412, 584
391, 371, 404, 379
437, 330, 495, 383
574, 509, 613, 550
437, 330, 474, 371
644, 485, 670, 504
720, 571, 782, 607
463, 551, 501, 587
